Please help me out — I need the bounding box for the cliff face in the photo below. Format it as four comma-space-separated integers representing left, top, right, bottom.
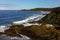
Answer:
38, 7, 60, 26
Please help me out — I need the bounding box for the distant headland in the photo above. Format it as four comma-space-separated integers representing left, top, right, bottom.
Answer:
20, 7, 60, 11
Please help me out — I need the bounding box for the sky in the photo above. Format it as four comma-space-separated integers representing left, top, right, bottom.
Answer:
0, 0, 60, 10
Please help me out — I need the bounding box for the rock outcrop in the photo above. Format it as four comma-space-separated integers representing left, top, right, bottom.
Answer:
37, 7, 60, 26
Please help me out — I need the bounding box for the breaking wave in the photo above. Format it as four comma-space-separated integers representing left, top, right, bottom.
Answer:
13, 14, 45, 25
0, 14, 45, 32
0, 11, 50, 32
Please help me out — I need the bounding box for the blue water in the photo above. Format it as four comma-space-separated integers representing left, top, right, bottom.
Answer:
0, 10, 48, 26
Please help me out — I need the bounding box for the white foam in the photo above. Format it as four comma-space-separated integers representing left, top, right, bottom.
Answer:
0, 24, 11, 32
0, 25, 7, 32
46, 24, 54, 27
23, 23, 33, 27
0, 34, 30, 40
8, 11, 50, 25
12, 20, 28, 25
23, 23, 41, 27
40, 11, 50, 14
13, 14, 45, 25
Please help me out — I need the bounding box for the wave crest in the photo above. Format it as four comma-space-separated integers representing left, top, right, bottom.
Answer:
13, 14, 45, 25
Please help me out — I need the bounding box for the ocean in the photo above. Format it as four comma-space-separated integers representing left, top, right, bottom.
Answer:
0, 10, 49, 26
0, 10, 50, 40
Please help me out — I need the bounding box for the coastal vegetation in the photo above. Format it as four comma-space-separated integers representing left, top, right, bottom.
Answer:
37, 7, 60, 26
21, 8, 53, 11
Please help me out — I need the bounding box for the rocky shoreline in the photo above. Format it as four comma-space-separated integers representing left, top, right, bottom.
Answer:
0, 7, 60, 40
0, 23, 60, 40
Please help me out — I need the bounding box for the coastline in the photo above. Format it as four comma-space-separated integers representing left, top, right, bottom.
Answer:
0, 7, 60, 40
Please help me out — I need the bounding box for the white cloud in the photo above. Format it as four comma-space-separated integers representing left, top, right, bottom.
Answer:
0, 3, 18, 10
0, 6, 8, 10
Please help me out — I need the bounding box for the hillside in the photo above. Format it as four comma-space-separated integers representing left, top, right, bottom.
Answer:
37, 7, 60, 26
21, 8, 53, 11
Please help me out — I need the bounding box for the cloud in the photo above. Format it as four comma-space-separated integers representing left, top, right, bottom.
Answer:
0, 3, 17, 7
0, 3, 18, 10
0, 6, 8, 10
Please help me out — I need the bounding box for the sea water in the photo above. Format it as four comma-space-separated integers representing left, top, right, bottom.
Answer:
0, 10, 49, 26
0, 10, 50, 40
